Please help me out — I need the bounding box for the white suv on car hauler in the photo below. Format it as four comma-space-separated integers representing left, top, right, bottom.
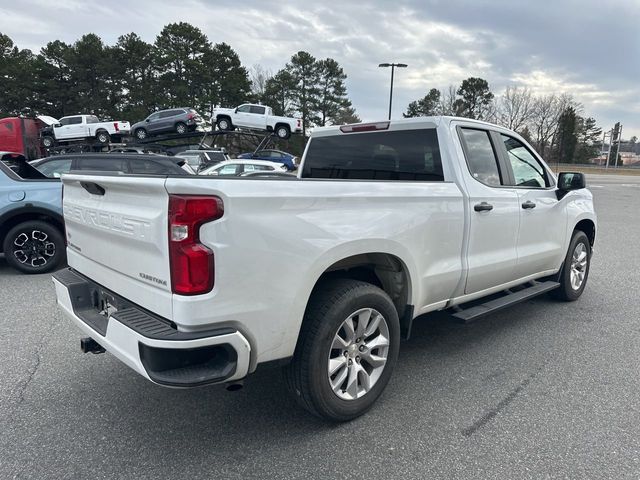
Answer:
53, 117, 596, 421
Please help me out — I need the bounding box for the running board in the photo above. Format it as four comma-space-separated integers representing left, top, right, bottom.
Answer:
451, 281, 560, 323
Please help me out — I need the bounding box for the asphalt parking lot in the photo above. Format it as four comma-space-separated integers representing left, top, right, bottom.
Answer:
1, 174, 639, 479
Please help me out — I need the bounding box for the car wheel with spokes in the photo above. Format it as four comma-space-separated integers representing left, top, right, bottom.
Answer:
283, 279, 400, 421
3, 220, 66, 274
135, 128, 147, 140
96, 131, 110, 144
552, 230, 591, 301
175, 122, 187, 134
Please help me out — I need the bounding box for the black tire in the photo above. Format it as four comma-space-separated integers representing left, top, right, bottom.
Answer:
175, 122, 187, 135
2, 220, 66, 274
42, 136, 55, 148
283, 279, 400, 421
552, 230, 591, 301
96, 131, 110, 144
135, 128, 147, 140
217, 117, 233, 131
275, 124, 291, 139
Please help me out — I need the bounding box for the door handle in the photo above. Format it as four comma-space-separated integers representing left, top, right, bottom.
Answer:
522, 200, 536, 209
474, 202, 493, 212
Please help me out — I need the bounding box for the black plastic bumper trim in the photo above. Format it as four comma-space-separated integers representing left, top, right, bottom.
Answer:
53, 268, 236, 341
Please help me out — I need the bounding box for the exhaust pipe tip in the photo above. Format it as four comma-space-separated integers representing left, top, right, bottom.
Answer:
80, 337, 105, 355
225, 381, 244, 392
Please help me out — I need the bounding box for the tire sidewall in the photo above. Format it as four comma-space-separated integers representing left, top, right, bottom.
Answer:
97, 131, 109, 143
560, 231, 591, 301
3, 221, 66, 274
305, 286, 400, 420
276, 126, 290, 139
218, 118, 230, 131
43, 136, 54, 148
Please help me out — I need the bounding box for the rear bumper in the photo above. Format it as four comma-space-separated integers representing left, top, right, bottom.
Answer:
53, 268, 251, 387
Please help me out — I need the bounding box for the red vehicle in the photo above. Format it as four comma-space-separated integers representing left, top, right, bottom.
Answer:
0, 116, 56, 160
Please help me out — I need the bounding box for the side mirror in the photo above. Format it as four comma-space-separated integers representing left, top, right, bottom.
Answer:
557, 172, 586, 199
145, 118, 150, 123
54, 123, 62, 128
234, 108, 238, 113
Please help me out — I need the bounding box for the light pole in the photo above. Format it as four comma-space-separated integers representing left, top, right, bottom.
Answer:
379, 62, 408, 120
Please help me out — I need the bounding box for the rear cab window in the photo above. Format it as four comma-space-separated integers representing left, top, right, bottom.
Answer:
301, 129, 444, 181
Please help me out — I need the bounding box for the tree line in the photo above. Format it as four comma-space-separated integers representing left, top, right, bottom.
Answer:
0, 23, 356, 135
403, 78, 609, 164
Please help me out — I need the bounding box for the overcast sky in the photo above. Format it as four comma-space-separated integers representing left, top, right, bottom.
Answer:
2, 0, 639, 137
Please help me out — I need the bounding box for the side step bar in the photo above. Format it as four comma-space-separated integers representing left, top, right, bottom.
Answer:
451, 281, 560, 323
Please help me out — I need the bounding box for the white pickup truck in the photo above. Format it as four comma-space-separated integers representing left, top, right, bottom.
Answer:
53, 117, 596, 421
212, 103, 302, 139
41, 114, 131, 148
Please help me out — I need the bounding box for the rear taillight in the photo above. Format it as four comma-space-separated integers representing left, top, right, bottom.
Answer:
187, 113, 195, 120
113, 122, 119, 132
168, 195, 224, 295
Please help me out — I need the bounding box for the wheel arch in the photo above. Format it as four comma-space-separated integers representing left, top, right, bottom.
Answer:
574, 218, 596, 247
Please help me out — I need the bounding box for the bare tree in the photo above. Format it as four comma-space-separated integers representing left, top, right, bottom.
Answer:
496, 86, 534, 131
528, 93, 582, 158
249, 64, 272, 99
439, 85, 459, 115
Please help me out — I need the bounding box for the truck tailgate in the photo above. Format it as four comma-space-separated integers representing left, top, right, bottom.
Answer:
62, 174, 173, 317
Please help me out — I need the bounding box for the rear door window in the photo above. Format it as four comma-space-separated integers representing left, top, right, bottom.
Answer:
249, 106, 266, 114
459, 128, 503, 187
302, 129, 444, 181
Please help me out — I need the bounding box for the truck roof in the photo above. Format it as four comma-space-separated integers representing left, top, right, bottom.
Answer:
311, 116, 515, 137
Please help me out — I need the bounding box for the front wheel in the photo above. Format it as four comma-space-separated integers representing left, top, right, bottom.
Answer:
42, 136, 55, 148
283, 279, 400, 421
3, 220, 66, 274
552, 230, 591, 301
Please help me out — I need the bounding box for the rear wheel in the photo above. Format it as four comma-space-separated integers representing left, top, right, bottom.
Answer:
135, 128, 147, 140
96, 131, 110, 144
217, 117, 233, 131
175, 122, 187, 134
3, 220, 66, 274
275, 124, 291, 139
283, 279, 400, 421
552, 230, 591, 301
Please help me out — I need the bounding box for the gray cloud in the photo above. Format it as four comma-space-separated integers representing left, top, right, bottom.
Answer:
1, 0, 638, 136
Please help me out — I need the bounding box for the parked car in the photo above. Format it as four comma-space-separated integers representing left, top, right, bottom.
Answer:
212, 104, 302, 139
31, 154, 194, 178
0, 116, 56, 160
174, 149, 230, 172
237, 149, 297, 170
41, 114, 131, 148
130, 108, 204, 140
199, 159, 288, 176
54, 117, 596, 421
0, 152, 64, 274
109, 147, 163, 155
